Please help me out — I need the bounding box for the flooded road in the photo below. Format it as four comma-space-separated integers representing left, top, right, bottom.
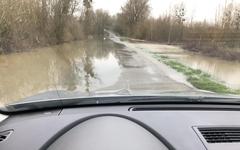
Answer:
0, 40, 122, 105
2, 31, 239, 106
134, 43, 240, 90
0, 34, 193, 105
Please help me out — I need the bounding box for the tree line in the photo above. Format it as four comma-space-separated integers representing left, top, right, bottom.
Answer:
0, 0, 109, 53
1, 0, 240, 57
113, 0, 240, 43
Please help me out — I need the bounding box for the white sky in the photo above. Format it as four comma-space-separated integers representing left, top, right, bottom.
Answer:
93, 0, 240, 22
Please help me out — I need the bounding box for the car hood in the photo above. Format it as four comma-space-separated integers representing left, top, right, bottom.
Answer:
18, 89, 240, 104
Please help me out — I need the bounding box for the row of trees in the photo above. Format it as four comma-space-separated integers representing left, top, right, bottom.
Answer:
112, 0, 186, 42
0, 0, 110, 53
1, 0, 240, 54
112, 0, 240, 46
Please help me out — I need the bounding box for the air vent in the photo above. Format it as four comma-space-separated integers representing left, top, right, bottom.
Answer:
199, 127, 240, 143
129, 105, 240, 111
0, 130, 13, 142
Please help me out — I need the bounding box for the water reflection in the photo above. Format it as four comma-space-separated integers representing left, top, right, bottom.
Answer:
135, 43, 240, 90
177, 54, 240, 89
0, 39, 122, 105
166, 53, 240, 89
93, 54, 121, 87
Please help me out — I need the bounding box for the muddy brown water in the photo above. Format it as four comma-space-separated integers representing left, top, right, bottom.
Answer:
0, 40, 122, 105
1, 38, 240, 106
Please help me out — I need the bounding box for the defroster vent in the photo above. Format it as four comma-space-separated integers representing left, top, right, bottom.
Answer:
0, 130, 13, 142
199, 127, 240, 143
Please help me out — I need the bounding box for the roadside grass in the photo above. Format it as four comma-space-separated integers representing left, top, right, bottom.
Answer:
153, 54, 240, 95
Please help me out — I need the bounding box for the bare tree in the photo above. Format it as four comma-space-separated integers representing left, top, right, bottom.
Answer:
83, 0, 93, 36
233, 6, 240, 31
94, 9, 110, 37
174, 3, 186, 24
120, 0, 150, 36
168, 2, 186, 43
222, 3, 234, 30
53, 0, 73, 43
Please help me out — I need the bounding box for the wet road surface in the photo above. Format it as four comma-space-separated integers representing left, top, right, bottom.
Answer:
101, 31, 194, 94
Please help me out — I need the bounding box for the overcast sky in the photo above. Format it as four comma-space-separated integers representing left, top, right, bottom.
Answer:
93, 0, 240, 22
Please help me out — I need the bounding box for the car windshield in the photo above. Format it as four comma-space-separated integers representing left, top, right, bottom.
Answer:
1, 0, 240, 112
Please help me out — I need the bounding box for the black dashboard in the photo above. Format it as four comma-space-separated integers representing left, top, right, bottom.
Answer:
1, 104, 240, 150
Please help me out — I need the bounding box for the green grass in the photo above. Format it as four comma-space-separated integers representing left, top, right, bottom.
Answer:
153, 54, 240, 94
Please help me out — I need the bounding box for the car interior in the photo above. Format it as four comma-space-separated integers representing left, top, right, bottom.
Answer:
1, 0, 240, 150
1, 100, 240, 150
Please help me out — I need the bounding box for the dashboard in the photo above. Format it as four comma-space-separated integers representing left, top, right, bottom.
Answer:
1, 104, 240, 150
